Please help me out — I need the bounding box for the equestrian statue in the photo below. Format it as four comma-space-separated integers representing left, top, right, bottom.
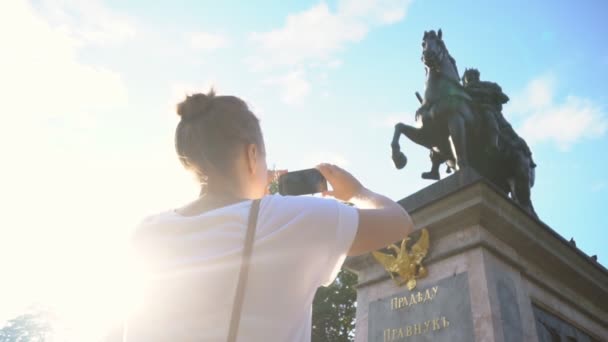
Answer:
390, 29, 537, 217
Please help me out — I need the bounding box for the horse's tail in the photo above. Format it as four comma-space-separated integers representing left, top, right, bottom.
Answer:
528, 151, 536, 188
529, 163, 536, 188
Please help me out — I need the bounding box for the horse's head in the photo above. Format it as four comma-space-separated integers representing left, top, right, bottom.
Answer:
421, 29, 446, 70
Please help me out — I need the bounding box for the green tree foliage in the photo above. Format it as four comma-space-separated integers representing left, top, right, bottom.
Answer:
0, 308, 55, 342
268, 177, 280, 195
312, 269, 358, 342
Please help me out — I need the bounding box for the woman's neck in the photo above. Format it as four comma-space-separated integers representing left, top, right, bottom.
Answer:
204, 181, 248, 199
175, 190, 247, 217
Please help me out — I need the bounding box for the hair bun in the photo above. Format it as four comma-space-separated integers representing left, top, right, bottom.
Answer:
177, 89, 216, 121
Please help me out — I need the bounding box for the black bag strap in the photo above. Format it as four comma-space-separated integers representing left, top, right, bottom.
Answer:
227, 198, 261, 342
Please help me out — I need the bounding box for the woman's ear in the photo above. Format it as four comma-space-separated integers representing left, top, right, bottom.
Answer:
246, 143, 258, 175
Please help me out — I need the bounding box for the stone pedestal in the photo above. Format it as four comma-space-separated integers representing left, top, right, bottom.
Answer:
345, 168, 608, 342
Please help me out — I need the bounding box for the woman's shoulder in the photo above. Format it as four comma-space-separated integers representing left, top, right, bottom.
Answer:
262, 194, 339, 211
130, 209, 177, 239
260, 195, 354, 228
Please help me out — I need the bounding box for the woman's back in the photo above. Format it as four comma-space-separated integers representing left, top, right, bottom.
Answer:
126, 195, 358, 342
124, 91, 413, 341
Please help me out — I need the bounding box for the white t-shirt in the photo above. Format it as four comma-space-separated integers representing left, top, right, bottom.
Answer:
125, 194, 358, 342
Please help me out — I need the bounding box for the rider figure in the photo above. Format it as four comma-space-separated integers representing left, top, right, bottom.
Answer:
463, 68, 534, 161
419, 68, 533, 180
462, 68, 504, 154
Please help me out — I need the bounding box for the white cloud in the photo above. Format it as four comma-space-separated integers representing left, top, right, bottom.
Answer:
518, 96, 607, 150
34, 0, 136, 46
508, 75, 555, 113
263, 70, 311, 104
508, 75, 607, 150
249, 3, 365, 69
0, 0, 128, 126
188, 32, 229, 51
249, 0, 411, 105
337, 0, 410, 24
249, 0, 411, 69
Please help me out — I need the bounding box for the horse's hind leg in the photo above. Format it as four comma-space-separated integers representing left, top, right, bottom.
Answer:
513, 179, 537, 218
511, 154, 538, 218
422, 150, 445, 180
447, 114, 469, 170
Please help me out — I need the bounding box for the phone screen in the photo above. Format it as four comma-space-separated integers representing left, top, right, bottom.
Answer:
278, 168, 328, 196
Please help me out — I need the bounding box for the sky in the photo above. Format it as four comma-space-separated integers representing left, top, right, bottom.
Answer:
0, 0, 607, 339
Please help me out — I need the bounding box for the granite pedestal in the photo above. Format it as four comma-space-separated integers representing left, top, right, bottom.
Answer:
345, 168, 608, 342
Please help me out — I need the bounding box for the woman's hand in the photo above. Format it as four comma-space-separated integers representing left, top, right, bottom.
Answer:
316, 165, 412, 257
316, 163, 365, 202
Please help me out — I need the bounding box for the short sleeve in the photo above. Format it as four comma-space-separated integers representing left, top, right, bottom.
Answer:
320, 202, 358, 286
259, 195, 359, 287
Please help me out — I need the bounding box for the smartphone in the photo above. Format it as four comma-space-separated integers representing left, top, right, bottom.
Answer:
278, 168, 328, 196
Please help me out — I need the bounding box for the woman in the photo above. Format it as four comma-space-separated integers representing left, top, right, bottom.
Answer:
125, 91, 413, 341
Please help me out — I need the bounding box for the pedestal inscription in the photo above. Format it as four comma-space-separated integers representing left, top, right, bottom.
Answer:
368, 272, 474, 341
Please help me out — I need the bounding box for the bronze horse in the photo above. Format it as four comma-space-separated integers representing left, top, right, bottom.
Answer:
391, 29, 537, 217
391, 29, 474, 175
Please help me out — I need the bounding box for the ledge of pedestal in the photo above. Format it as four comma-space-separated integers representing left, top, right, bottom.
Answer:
344, 167, 608, 330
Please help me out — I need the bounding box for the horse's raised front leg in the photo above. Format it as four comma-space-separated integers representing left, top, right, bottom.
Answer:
395, 123, 435, 148
447, 114, 469, 170
391, 123, 408, 169
391, 123, 435, 170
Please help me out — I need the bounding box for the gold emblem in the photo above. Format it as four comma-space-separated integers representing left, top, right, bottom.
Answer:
372, 229, 430, 290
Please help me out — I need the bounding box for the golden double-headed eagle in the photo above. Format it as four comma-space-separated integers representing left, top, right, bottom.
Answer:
372, 229, 430, 290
